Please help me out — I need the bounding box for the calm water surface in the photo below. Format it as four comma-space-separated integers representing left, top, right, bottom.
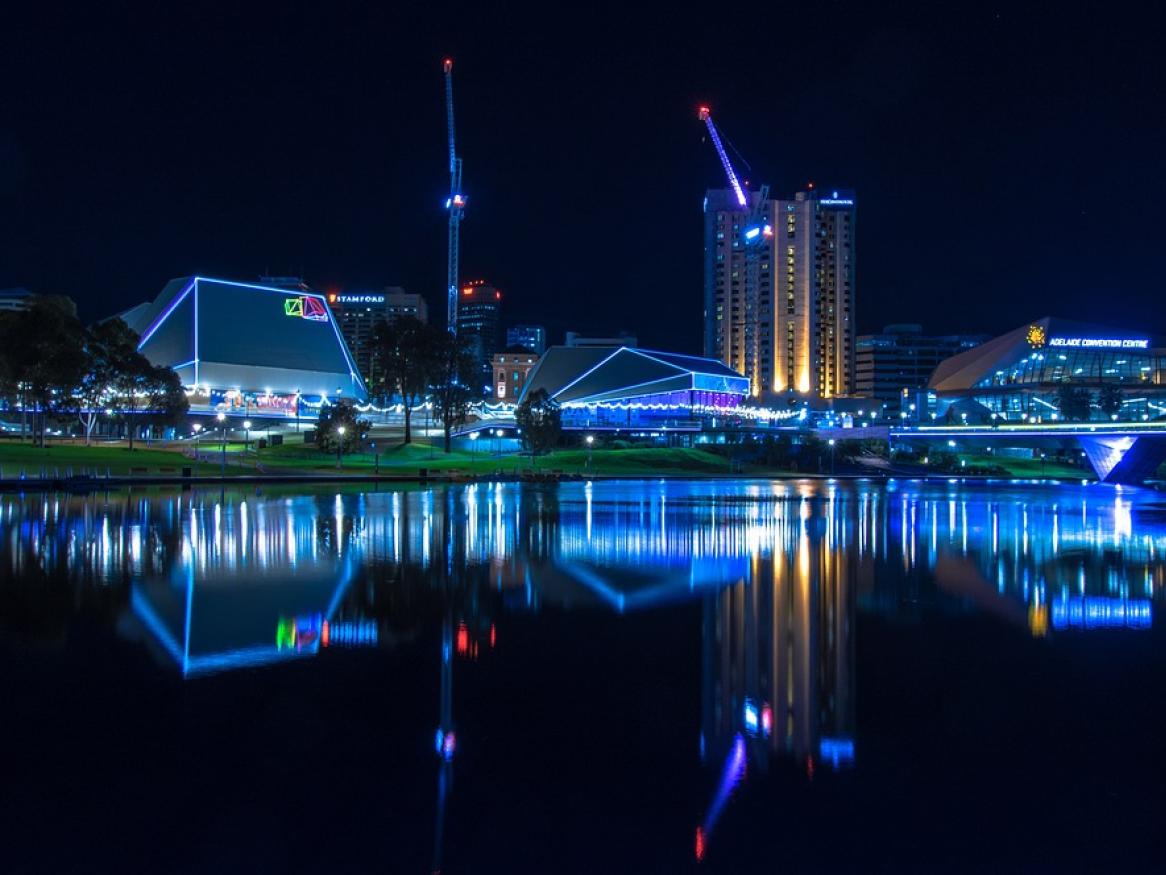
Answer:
3, 478, 1166, 872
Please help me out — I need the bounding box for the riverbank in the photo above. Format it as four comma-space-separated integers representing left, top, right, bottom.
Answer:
0, 438, 1107, 491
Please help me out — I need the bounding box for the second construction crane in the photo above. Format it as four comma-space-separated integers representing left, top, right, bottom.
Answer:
443, 58, 466, 334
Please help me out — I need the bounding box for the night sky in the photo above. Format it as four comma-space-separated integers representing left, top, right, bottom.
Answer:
3, 3, 1163, 351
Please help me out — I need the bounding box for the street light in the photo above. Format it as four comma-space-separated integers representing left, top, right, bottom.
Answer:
216, 412, 227, 477
827, 437, 836, 475
243, 420, 252, 454
192, 422, 202, 462
336, 425, 346, 469
469, 431, 479, 459
494, 428, 503, 457
585, 434, 594, 471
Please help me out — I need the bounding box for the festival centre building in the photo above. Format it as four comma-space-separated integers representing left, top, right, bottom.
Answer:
120, 276, 366, 414
518, 345, 749, 429
928, 317, 1166, 421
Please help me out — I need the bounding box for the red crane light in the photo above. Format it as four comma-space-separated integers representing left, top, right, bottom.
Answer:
443, 58, 453, 73
698, 105, 711, 120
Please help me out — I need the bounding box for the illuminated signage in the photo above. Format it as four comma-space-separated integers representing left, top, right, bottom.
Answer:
1048, 337, 1149, 349
1026, 324, 1046, 348
819, 190, 855, 206
332, 294, 385, 305
283, 295, 329, 322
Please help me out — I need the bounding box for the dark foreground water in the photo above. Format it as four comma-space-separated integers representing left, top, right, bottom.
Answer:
2, 478, 1166, 872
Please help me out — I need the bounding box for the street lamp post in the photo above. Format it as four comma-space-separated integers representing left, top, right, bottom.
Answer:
216, 412, 227, 478
336, 425, 346, 469
192, 422, 202, 465
586, 434, 594, 471
827, 438, 836, 475
243, 420, 252, 456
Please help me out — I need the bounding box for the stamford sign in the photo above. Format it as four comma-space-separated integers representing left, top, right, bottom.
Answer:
1048, 336, 1149, 349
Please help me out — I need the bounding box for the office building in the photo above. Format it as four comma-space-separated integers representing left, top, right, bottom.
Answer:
456, 280, 503, 381
506, 324, 546, 355
703, 187, 856, 398
855, 324, 987, 409
327, 287, 428, 384
492, 347, 540, 402
564, 330, 637, 348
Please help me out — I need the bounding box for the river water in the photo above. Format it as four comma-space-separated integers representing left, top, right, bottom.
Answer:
2, 478, 1165, 871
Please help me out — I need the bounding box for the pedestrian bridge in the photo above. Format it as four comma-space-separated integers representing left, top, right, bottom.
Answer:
889, 423, 1166, 485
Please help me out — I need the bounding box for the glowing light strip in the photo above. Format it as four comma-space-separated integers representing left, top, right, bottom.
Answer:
701, 114, 748, 207
568, 374, 693, 405
137, 278, 196, 350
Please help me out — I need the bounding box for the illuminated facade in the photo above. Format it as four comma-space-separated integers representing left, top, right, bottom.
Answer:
123, 276, 365, 409
519, 345, 748, 428
703, 188, 856, 398
929, 317, 1166, 421
492, 349, 539, 402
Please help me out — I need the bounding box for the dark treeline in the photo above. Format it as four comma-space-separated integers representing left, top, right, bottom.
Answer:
0, 296, 188, 448
370, 316, 478, 453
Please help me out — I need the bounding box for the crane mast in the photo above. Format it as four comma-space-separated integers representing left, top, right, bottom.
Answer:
444, 58, 465, 334
698, 105, 770, 395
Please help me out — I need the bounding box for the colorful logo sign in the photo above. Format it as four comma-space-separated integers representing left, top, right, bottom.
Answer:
1026, 324, 1046, 348
284, 295, 329, 322
1048, 336, 1149, 349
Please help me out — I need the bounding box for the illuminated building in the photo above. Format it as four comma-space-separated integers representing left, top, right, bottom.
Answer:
928, 317, 1166, 421
703, 187, 856, 398
492, 347, 539, 402
456, 280, 503, 382
519, 345, 748, 428
326, 286, 429, 383
506, 324, 546, 355
855, 324, 987, 411
121, 276, 366, 411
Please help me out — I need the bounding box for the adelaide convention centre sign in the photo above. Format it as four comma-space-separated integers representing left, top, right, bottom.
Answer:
1048, 336, 1150, 349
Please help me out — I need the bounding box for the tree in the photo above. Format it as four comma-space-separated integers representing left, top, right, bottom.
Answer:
75, 319, 139, 444
429, 331, 477, 453
316, 400, 370, 455
371, 316, 435, 444
515, 388, 561, 459
0, 297, 88, 446
1097, 384, 1124, 420
1055, 383, 1092, 422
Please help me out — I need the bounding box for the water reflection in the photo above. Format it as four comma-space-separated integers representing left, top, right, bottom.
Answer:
3, 479, 1165, 864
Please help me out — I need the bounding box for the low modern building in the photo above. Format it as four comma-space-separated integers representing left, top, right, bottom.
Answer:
855, 324, 987, 410
506, 324, 546, 355
492, 348, 540, 402
122, 276, 366, 413
518, 346, 748, 428
928, 317, 1166, 421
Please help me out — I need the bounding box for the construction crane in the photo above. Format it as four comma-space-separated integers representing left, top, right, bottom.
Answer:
443, 58, 466, 334
698, 105, 772, 395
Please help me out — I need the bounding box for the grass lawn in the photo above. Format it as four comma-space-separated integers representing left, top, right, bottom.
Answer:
954, 453, 1091, 479
0, 440, 245, 477
257, 441, 751, 476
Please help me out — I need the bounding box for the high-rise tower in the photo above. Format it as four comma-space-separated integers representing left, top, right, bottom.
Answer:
704, 187, 856, 398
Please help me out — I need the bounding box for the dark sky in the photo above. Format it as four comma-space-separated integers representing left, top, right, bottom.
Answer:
3, 2, 1164, 352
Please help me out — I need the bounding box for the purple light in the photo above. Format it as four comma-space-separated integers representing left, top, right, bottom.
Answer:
701, 113, 748, 207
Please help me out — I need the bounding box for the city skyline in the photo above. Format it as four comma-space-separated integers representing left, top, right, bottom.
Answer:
3, 4, 1162, 351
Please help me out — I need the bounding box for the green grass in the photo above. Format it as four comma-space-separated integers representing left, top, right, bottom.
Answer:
256, 441, 750, 476
0, 439, 240, 477
951, 453, 1091, 480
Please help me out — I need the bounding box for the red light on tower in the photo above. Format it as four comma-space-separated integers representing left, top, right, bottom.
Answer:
443, 58, 453, 73
494, 291, 500, 300
698, 105, 710, 120
695, 827, 705, 861
456, 622, 469, 656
